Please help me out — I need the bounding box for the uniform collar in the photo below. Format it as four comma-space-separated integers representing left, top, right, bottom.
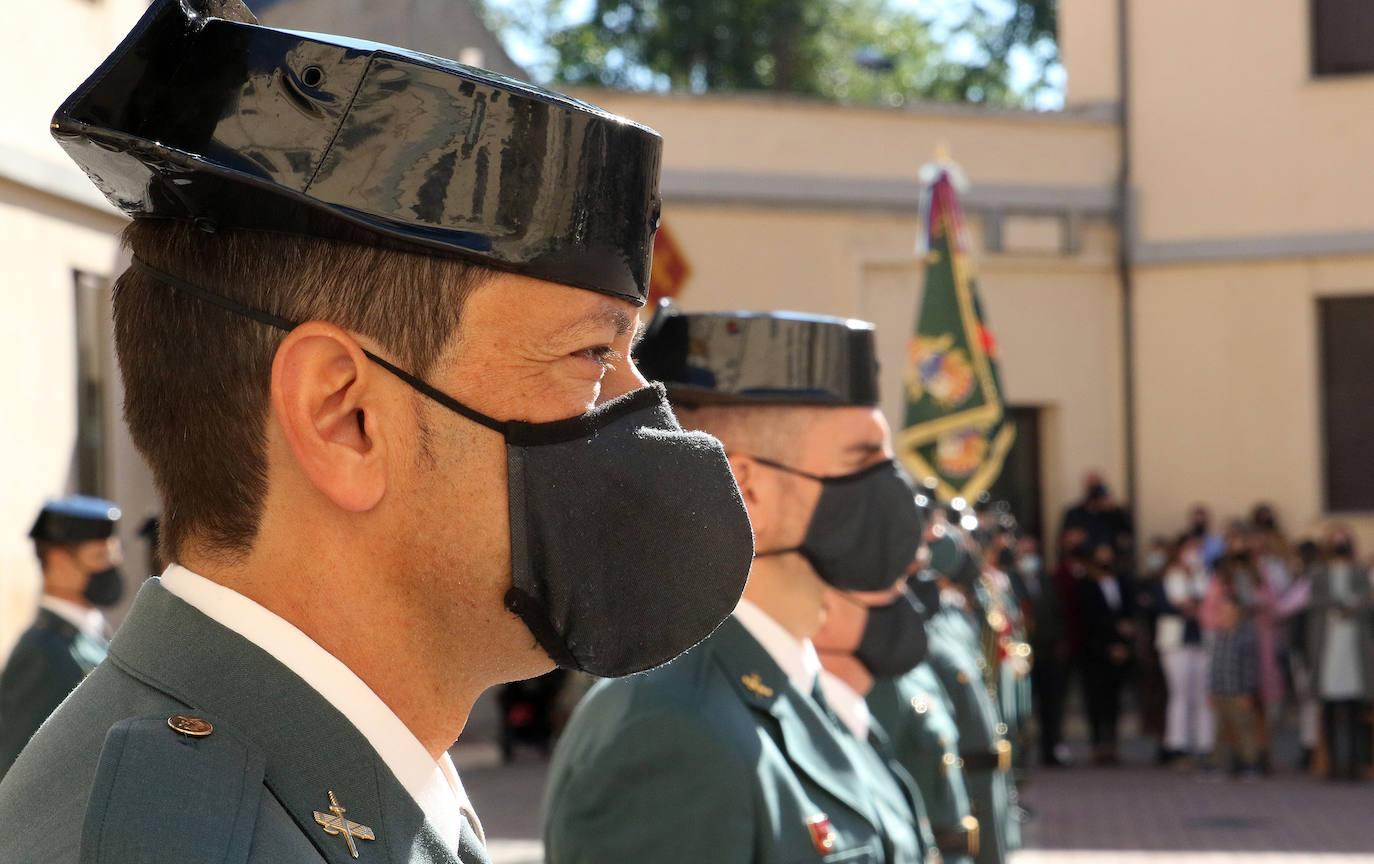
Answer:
109, 577, 486, 864
39, 594, 106, 640
706, 615, 881, 831
158, 565, 481, 852
818, 670, 871, 740
732, 598, 822, 695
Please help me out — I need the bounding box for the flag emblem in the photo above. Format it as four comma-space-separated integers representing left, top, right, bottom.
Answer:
936, 428, 988, 478
909, 335, 975, 407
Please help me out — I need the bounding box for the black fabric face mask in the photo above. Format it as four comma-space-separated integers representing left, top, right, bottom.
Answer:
129, 257, 755, 678
498, 385, 755, 676
753, 456, 920, 592
826, 588, 928, 679
856, 590, 928, 678
83, 566, 125, 609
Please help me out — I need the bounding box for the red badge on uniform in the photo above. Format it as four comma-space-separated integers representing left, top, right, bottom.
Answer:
805, 814, 836, 854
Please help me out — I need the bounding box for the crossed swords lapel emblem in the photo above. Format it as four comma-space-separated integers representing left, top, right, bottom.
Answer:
313, 790, 377, 858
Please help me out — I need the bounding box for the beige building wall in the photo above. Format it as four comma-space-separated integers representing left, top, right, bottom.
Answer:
576, 89, 1119, 189
578, 89, 1126, 544
1125, 1, 1374, 548
1134, 258, 1374, 550
1129, 0, 1374, 245
3, 0, 148, 163
1058, 0, 1119, 107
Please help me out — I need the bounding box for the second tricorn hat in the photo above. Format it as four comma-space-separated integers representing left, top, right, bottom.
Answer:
29, 496, 122, 544
51, 0, 662, 305
635, 302, 881, 406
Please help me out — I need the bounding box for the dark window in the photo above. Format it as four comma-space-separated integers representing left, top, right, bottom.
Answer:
1319, 297, 1374, 511
74, 270, 112, 497
1312, 0, 1374, 76
988, 405, 1044, 551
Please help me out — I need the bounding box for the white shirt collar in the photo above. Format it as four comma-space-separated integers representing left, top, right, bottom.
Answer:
159, 565, 482, 852
819, 669, 871, 741
40, 595, 106, 640
732, 597, 822, 695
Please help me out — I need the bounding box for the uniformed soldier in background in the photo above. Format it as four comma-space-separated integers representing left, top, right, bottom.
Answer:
545, 306, 925, 863
0, 1, 757, 861
923, 531, 1015, 864
976, 518, 1034, 788
813, 571, 940, 862
868, 569, 980, 864
0, 497, 123, 778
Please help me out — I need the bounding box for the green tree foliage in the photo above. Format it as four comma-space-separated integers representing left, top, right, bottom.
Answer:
478, 0, 1058, 108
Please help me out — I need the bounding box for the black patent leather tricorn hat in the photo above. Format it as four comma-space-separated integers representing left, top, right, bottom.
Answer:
635, 301, 881, 406
52, 0, 663, 305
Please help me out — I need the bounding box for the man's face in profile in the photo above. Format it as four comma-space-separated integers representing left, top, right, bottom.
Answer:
388, 272, 647, 678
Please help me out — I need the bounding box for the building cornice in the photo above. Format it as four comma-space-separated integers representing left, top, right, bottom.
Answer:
1134, 231, 1374, 265
571, 87, 1120, 126
0, 140, 123, 218
662, 169, 1117, 219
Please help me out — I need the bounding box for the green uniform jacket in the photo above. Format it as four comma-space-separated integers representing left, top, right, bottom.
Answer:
867, 664, 974, 864
0, 580, 489, 864
842, 715, 939, 864
0, 609, 108, 778
924, 610, 1010, 864
545, 616, 927, 864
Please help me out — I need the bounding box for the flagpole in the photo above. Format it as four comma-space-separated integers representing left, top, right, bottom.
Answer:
1116, 0, 1139, 563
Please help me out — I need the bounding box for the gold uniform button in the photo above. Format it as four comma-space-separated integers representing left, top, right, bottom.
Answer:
995, 722, 1009, 736
168, 714, 213, 737
911, 696, 930, 715
956, 671, 970, 685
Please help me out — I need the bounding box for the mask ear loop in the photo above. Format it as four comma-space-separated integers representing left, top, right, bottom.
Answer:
744, 454, 827, 482
129, 256, 508, 435
745, 453, 899, 484
725, 451, 808, 559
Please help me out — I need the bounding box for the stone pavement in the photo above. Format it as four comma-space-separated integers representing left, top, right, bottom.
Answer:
456, 690, 1374, 864
459, 744, 1374, 863
1016, 762, 1374, 862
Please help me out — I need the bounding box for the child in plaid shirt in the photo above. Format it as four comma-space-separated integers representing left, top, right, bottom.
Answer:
1209, 591, 1260, 775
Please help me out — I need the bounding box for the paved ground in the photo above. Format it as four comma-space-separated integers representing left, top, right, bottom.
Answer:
1017, 763, 1374, 860
456, 692, 1374, 863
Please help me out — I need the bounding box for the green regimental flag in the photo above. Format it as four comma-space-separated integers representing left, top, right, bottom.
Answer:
899, 166, 1015, 504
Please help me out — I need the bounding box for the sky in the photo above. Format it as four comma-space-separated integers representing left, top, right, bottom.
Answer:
481, 0, 1067, 110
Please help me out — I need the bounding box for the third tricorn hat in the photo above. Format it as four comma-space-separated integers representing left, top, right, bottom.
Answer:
51, 0, 662, 305
29, 496, 122, 544
635, 302, 881, 406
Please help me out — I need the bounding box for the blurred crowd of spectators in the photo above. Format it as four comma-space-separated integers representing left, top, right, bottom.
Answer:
1024, 475, 1372, 781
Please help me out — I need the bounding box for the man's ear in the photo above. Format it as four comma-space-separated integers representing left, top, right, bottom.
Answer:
729, 454, 774, 541
271, 322, 387, 513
